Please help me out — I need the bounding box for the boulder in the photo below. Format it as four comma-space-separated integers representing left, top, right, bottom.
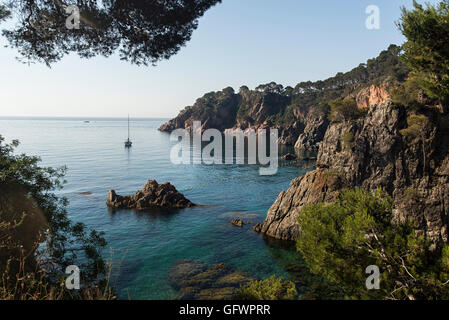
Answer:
230, 219, 244, 227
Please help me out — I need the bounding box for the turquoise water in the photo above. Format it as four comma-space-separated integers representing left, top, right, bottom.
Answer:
0, 118, 313, 299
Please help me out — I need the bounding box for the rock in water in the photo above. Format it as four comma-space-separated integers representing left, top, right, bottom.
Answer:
281, 153, 297, 161
230, 219, 244, 227
106, 180, 195, 210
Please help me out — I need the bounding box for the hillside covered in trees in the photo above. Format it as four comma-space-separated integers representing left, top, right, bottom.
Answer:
159, 44, 409, 149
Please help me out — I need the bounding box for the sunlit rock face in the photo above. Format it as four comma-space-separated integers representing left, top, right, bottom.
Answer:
355, 82, 392, 109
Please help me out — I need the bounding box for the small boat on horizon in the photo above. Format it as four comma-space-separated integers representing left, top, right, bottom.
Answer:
125, 115, 132, 148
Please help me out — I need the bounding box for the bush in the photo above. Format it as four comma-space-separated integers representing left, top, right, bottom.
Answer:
329, 98, 366, 122
391, 76, 427, 110
235, 275, 298, 300
403, 187, 421, 202
297, 188, 449, 300
340, 131, 355, 151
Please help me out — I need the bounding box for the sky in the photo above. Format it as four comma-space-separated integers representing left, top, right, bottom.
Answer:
0, 0, 441, 118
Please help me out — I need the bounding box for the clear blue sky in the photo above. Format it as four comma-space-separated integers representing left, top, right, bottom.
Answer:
0, 0, 440, 118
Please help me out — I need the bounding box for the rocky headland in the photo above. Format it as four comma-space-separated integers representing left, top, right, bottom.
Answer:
159, 45, 403, 152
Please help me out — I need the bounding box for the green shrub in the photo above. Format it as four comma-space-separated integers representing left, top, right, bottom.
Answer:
340, 131, 355, 151
235, 275, 298, 300
329, 98, 366, 123
403, 187, 421, 202
297, 188, 449, 300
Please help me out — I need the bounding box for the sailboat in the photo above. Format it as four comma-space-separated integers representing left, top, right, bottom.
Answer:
124, 115, 132, 148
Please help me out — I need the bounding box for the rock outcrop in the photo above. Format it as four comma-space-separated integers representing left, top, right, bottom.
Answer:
230, 219, 244, 227
294, 114, 329, 151
355, 82, 392, 109
106, 180, 195, 210
256, 102, 449, 244
253, 169, 346, 240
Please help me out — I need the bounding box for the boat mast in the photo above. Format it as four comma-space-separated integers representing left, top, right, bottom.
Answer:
128, 114, 130, 141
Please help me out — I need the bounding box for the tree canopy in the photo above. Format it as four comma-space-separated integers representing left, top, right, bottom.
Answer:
297, 188, 449, 300
329, 98, 366, 123
0, 0, 221, 66
398, 0, 449, 105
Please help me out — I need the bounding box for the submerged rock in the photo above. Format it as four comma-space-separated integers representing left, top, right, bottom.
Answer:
106, 180, 195, 210
230, 218, 253, 227
167, 259, 253, 300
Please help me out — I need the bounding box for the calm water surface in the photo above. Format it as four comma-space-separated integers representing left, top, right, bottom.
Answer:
0, 118, 313, 299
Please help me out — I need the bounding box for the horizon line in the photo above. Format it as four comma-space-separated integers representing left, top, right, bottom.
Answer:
0, 115, 172, 120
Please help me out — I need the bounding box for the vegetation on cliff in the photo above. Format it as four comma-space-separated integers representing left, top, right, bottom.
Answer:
398, 0, 449, 108
297, 189, 449, 300
329, 98, 367, 123
159, 44, 408, 148
284, 1, 449, 300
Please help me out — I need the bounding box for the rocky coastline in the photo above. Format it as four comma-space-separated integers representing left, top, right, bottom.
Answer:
254, 102, 449, 245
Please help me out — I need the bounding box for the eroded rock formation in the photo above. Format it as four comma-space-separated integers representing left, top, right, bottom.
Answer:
106, 180, 195, 210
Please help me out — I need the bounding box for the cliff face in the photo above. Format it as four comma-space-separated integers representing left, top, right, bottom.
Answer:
253, 169, 345, 240
294, 114, 329, 151
355, 82, 392, 109
256, 102, 449, 244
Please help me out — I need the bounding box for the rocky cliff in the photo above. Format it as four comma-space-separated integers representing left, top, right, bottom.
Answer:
255, 102, 449, 244
294, 114, 329, 151
355, 82, 393, 109
159, 45, 408, 151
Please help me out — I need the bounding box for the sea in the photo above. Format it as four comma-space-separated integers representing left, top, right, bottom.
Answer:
0, 117, 314, 299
